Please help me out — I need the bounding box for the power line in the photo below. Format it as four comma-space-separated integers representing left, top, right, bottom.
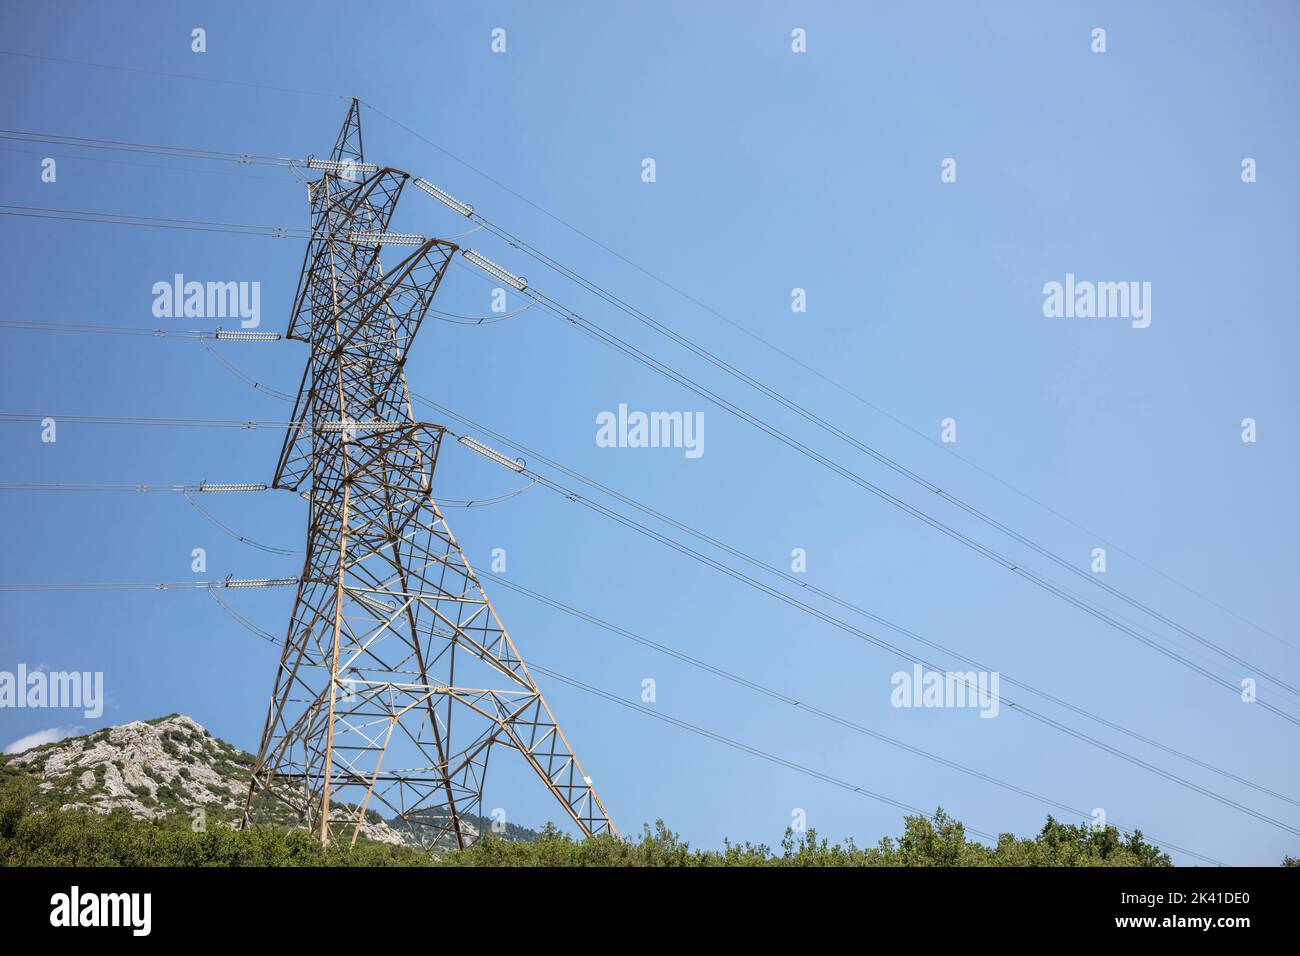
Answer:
0, 42, 1279, 868
13, 320, 1288, 741
434, 195, 1300, 708
3, 50, 1286, 661
182, 491, 300, 556
11, 424, 1293, 832
0, 128, 298, 167
0, 478, 536, 510
0, 142, 288, 185
12, 450, 1280, 824
435, 481, 540, 508
204, 493, 1261, 856
424, 363, 1300, 728
0, 319, 281, 340
0, 413, 431, 433
427, 298, 537, 325
446, 423, 1300, 827
0, 202, 307, 239
122, 410, 1297, 837
2, 325, 1291, 812
481, 570, 1248, 864
0, 104, 1279, 780
0, 481, 267, 493
363, 99, 1297, 660
196, 338, 296, 401
385, 124, 1300, 694
198, 568, 1012, 849
414, 394, 1300, 805
8, 162, 1288, 714
0, 413, 293, 429
0, 326, 1264, 728
0, 519, 1254, 863
31, 183, 1258, 717
0, 577, 297, 592
6, 318, 1285, 812
527, 664, 1231, 866
506, 454, 1300, 826
537, 659, 982, 845
207, 587, 282, 645
514, 291, 1300, 714
195, 567, 1227, 868
0, 200, 1263, 853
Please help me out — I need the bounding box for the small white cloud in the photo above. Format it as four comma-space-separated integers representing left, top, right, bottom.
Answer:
3, 727, 77, 755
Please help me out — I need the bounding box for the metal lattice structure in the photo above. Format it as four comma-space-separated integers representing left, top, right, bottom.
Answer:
243, 100, 616, 849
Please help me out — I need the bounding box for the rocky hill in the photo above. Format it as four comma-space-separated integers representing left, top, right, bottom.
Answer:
0, 714, 539, 848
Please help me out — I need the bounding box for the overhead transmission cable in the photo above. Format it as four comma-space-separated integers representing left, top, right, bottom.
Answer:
0, 412, 293, 429
0, 481, 267, 493
0, 59, 1279, 859
359, 101, 1296, 659
484, 273, 1300, 705
0, 577, 296, 592
0, 129, 298, 167
0, 111, 1279, 858
427, 197, 1300, 714
204, 568, 1012, 849
167, 486, 1284, 853
196, 337, 296, 400
9, 200, 1281, 729
4, 147, 1292, 801
0, 321, 1291, 812
0, 478, 536, 512
444, 272, 1300, 721
0, 202, 307, 239
451, 428, 1300, 827
181, 490, 300, 556
0, 319, 281, 340
1, 83, 1285, 659
398, 140, 1300, 691
207, 587, 282, 645
425, 394, 1300, 801
60, 483, 1279, 854
479, 571, 1242, 866
0, 316, 1289, 812
194, 572, 1227, 865
526, 667, 1225, 866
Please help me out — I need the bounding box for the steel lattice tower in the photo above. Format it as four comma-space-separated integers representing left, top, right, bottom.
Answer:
243, 100, 616, 849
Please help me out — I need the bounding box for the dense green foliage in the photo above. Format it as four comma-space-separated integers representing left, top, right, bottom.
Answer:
0, 774, 1180, 867
0, 775, 430, 867
441, 812, 1173, 867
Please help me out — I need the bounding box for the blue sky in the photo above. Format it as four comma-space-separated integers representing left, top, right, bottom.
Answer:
0, 1, 1296, 864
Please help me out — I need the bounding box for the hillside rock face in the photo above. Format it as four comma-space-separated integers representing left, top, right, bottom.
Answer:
4, 715, 453, 847
8, 715, 248, 821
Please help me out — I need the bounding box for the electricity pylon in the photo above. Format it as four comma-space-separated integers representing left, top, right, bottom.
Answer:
243, 99, 616, 850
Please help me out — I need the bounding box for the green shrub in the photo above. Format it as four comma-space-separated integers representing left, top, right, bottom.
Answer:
0, 776, 1184, 868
